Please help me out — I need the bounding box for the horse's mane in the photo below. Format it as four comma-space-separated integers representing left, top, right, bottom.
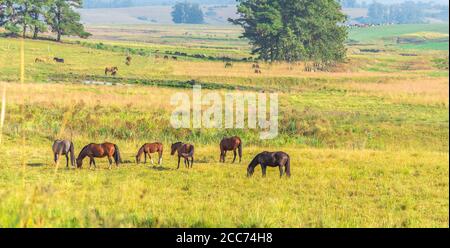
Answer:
78, 143, 93, 158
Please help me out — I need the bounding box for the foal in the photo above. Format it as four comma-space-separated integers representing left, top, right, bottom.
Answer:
219, 136, 242, 163
136, 142, 164, 165
171, 142, 194, 169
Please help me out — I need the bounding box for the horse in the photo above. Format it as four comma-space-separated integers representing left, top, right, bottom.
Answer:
76, 142, 122, 169
219, 136, 242, 163
35, 57, 46, 63
172, 56, 177, 60
53, 57, 64, 63
254, 69, 262, 74
52, 140, 75, 168
225, 62, 233, 68
164, 55, 169, 60
247, 151, 291, 178
125, 56, 132, 65
171, 142, 194, 169
252, 63, 260, 69
136, 142, 164, 165
105, 66, 118, 76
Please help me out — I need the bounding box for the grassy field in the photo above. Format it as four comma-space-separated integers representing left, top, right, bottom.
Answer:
0, 23, 448, 227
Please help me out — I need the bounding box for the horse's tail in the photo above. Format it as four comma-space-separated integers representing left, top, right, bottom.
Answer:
181, 145, 194, 158
285, 155, 291, 177
69, 141, 75, 167
114, 144, 123, 164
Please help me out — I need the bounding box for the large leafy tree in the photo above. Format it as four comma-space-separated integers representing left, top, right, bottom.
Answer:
171, 2, 204, 24
46, 0, 90, 41
0, 0, 22, 35
229, 0, 347, 64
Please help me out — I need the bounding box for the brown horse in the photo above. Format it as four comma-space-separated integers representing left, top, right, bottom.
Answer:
171, 142, 194, 169
105, 66, 118, 76
76, 142, 122, 169
220, 136, 242, 163
136, 142, 164, 165
247, 151, 291, 178
125, 56, 132, 65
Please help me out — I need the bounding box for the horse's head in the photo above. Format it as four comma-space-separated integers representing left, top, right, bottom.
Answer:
76, 158, 83, 168
171, 142, 181, 155
247, 165, 255, 177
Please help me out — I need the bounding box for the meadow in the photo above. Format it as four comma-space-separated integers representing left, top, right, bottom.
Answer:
0, 23, 448, 227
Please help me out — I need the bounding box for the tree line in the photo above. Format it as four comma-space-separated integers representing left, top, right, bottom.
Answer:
358, 1, 449, 24
0, 0, 90, 41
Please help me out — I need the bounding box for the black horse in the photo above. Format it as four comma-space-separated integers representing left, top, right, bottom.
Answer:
247, 151, 291, 178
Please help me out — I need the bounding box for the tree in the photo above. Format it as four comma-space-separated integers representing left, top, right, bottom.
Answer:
46, 0, 91, 41
30, 0, 50, 39
229, 0, 347, 65
0, 0, 22, 35
171, 2, 204, 24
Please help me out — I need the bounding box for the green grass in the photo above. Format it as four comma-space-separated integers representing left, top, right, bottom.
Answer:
0, 23, 448, 227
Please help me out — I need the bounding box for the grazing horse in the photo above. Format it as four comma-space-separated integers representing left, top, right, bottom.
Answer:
247, 151, 291, 178
76, 142, 122, 169
219, 136, 242, 163
225, 62, 233, 68
35, 57, 46, 63
53, 57, 64, 63
172, 56, 178, 60
52, 140, 75, 168
105, 66, 118, 76
136, 142, 164, 165
252, 63, 260, 69
171, 142, 194, 169
163, 55, 169, 60
125, 56, 132, 65
254, 69, 262, 74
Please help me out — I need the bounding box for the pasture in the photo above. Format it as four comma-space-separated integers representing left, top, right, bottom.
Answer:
0, 23, 448, 227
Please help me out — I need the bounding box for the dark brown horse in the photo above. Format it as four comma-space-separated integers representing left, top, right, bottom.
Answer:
136, 142, 164, 165
247, 151, 291, 178
105, 66, 118, 76
219, 136, 242, 163
125, 56, 132, 65
76, 142, 122, 169
171, 142, 194, 169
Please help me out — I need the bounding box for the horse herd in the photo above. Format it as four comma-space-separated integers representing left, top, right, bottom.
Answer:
52, 136, 291, 178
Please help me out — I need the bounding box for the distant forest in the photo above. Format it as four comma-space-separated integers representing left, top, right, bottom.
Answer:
84, 0, 235, 8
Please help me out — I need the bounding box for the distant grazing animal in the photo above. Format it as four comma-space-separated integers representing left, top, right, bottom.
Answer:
155, 55, 160, 59
172, 56, 177, 60
225, 62, 233, 68
76, 142, 122, 169
219, 136, 242, 163
105, 66, 118, 76
171, 142, 194, 169
125, 56, 132, 65
53, 57, 64, 63
164, 55, 169, 60
136, 142, 164, 165
35, 57, 46, 63
252, 63, 260, 69
52, 140, 75, 168
254, 69, 262, 74
247, 151, 291, 178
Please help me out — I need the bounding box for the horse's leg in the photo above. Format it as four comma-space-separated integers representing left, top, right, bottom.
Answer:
177, 156, 181, 169
108, 156, 113, 169
149, 153, 154, 165
184, 157, 187, 168
144, 152, 147, 164
279, 165, 284, 178
232, 150, 237, 163
54, 153, 58, 164
65, 154, 69, 168
158, 152, 162, 165
220, 149, 224, 162
191, 157, 194, 168
262, 165, 267, 177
